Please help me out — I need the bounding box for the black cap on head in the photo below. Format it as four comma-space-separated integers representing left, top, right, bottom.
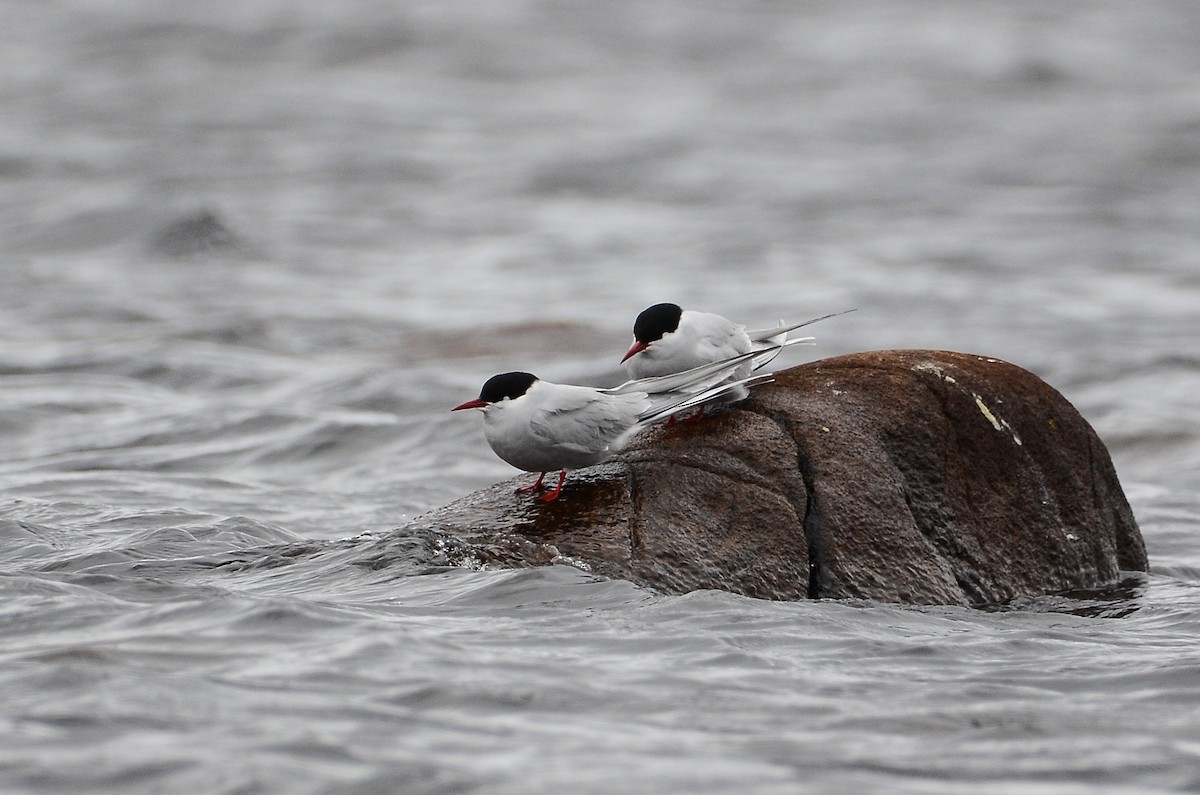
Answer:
478, 372, 538, 403
632, 303, 683, 343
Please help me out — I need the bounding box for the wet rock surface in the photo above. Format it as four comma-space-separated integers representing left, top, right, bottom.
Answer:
415, 350, 1148, 605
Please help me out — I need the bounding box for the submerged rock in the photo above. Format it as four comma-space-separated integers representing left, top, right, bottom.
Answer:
416, 350, 1148, 606
149, 209, 246, 257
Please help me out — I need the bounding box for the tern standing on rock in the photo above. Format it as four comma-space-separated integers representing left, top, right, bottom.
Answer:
452, 343, 804, 502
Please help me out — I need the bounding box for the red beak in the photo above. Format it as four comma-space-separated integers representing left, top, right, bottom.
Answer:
451, 398, 487, 412
620, 340, 648, 363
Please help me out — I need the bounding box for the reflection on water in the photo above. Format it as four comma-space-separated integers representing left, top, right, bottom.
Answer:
996, 574, 1150, 619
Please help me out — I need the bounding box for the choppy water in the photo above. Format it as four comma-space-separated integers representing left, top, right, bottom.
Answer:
2, 1, 1199, 792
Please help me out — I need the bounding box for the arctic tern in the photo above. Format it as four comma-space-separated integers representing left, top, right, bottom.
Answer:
451, 341, 805, 502
621, 303, 854, 383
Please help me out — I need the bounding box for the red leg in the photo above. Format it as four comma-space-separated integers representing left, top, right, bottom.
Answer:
682, 405, 707, 423
515, 472, 547, 494
538, 470, 568, 502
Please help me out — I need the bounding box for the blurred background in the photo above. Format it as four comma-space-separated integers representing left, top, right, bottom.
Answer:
4, 1, 1197, 517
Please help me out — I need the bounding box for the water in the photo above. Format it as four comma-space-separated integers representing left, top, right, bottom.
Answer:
2, 1, 1199, 792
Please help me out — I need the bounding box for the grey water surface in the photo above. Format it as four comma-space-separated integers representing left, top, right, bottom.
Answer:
2, 1, 1199, 793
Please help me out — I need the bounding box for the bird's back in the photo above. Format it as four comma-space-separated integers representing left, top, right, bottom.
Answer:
483, 382, 647, 472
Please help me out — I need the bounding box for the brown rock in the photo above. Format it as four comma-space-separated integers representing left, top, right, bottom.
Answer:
417, 350, 1147, 605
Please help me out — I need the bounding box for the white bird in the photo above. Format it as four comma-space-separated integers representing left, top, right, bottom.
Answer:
621, 304, 854, 405
451, 343, 803, 502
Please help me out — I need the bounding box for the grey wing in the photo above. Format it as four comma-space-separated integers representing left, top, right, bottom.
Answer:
527, 390, 644, 463
641, 374, 773, 424
744, 310, 857, 369
744, 309, 858, 342
612, 336, 815, 395
606, 348, 763, 396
